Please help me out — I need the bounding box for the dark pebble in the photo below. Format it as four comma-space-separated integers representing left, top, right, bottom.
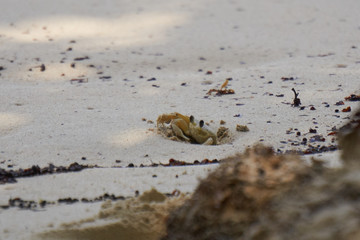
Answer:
309, 128, 317, 133
335, 101, 344, 105
99, 76, 112, 80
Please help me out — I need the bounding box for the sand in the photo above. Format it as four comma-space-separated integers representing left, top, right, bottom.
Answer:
0, 0, 359, 239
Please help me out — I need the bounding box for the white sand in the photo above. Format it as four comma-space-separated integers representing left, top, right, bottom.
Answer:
0, 0, 359, 239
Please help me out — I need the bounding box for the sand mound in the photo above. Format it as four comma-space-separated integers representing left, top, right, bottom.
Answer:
40, 189, 188, 240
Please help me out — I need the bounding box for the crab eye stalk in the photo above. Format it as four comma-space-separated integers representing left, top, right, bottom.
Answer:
190, 115, 195, 123
199, 120, 204, 127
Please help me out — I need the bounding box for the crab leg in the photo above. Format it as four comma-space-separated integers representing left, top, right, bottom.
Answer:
171, 120, 190, 141
202, 138, 214, 145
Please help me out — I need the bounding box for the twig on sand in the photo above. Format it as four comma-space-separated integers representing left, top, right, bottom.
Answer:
291, 88, 301, 107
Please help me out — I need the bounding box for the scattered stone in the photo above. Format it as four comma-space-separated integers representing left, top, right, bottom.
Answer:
309, 128, 317, 133
345, 94, 360, 101
342, 106, 351, 112
236, 124, 249, 132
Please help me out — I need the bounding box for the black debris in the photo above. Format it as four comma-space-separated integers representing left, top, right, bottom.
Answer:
74, 56, 89, 61
0, 162, 97, 184
99, 76, 112, 80
291, 88, 301, 107
281, 77, 294, 81
309, 128, 317, 133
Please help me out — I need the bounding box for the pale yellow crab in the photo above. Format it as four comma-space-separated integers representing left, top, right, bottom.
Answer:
157, 112, 217, 145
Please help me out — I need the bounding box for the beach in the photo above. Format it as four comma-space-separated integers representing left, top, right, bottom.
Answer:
0, 0, 359, 239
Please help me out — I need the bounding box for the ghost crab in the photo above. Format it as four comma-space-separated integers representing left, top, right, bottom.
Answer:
157, 112, 217, 145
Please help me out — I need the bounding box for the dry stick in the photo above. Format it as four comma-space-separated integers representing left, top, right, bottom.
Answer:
292, 88, 301, 107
